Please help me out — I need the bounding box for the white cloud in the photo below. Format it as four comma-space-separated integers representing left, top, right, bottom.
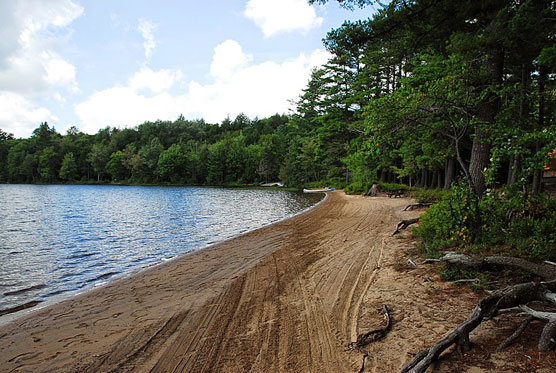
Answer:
42, 51, 78, 92
244, 0, 323, 37
75, 87, 177, 134
138, 19, 156, 59
54, 92, 66, 103
0, 0, 81, 137
0, 92, 58, 138
74, 40, 331, 134
210, 40, 253, 80
0, 0, 82, 95
128, 67, 182, 94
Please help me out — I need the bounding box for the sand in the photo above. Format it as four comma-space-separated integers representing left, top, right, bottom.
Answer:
1, 191, 554, 372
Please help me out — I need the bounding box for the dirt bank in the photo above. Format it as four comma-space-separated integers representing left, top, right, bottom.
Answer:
1, 191, 554, 372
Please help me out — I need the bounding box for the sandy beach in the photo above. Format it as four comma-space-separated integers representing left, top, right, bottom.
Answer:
1, 191, 554, 372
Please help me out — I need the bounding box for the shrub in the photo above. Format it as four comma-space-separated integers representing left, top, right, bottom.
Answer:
414, 180, 556, 261
344, 181, 373, 195
410, 189, 451, 203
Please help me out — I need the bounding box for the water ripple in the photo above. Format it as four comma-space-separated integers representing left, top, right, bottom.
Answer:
0, 185, 322, 318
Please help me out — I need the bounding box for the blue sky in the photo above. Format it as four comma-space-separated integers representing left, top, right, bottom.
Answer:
0, 0, 374, 138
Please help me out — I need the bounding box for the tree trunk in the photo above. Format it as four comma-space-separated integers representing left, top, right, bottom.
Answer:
532, 64, 547, 194
444, 157, 455, 189
508, 64, 529, 186
469, 40, 504, 197
380, 168, 387, 182
508, 154, 522, 185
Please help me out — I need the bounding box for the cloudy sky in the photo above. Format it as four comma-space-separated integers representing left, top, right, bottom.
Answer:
0, 0, 371, 138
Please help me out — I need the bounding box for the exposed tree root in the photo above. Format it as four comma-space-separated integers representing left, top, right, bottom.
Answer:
402, 203, 432, 211
392, 218, 419, 236
494, 315, 533, 353
358, 352, 368, 373
430, 252, 556, 280
400, 280, 556, 373
348, 305, 392, 372
348, 305, 392, 352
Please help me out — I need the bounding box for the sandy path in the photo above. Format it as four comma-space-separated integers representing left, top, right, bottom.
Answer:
2, 191, 552, 372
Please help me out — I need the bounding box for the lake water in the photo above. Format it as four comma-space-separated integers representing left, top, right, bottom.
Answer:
0, 185, 323, 320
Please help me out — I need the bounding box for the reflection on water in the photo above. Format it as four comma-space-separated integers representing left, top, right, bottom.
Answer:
0, 185, 322, 318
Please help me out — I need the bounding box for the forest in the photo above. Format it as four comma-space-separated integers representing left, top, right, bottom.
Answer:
1, 1, 554, 193
2, 0, 556, 257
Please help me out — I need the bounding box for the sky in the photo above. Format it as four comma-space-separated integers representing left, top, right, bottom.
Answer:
0, 0, 374, 138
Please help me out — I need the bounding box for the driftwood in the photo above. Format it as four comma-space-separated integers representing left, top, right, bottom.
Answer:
400, 280, 556, 373
402, 203, 432, 211
432, 252, 556, 280
392, 218, 420, 236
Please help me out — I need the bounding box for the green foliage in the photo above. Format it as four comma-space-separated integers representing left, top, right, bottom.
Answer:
410, 189, 451, 204
344, 181, 373, 195
38, 146, 57, 182
413, 200, 454, 257
378, 182, 410, 191
106, 150, 128, 181
59, 152, 78, 181
415, 181, 556, 261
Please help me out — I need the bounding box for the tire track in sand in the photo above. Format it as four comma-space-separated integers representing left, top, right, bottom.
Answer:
0, 192, 415, 373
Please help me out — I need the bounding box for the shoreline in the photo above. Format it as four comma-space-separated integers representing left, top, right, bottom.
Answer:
2, 191, 550, 372
0, 191, 328, 328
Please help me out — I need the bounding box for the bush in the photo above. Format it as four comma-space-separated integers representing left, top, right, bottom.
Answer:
412, 200, 454, 257
344, 181, 373, 195
414, 180, 556, 261
410, 189, 451, 203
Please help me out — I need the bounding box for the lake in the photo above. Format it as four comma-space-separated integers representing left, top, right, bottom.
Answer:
0, 185, 323, 320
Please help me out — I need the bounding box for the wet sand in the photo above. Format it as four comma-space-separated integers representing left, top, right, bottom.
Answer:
1, 191, 553, 372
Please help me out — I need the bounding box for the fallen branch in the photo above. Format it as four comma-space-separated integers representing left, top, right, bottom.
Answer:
348, 305, 392, 352
407, 259, 417, 268
403, 203, 432, 211
400, 280, 556, 373
392, 218, 420, 236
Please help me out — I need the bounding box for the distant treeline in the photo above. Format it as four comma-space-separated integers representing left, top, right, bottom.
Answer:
1, 0, 555, 193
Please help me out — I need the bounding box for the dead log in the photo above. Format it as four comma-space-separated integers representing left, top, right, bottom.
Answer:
348, 305, 392, 352
400, 280, 556, 373
392, 218, 420, 236
432, 252, 556, 280
403, 203, 432, 211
